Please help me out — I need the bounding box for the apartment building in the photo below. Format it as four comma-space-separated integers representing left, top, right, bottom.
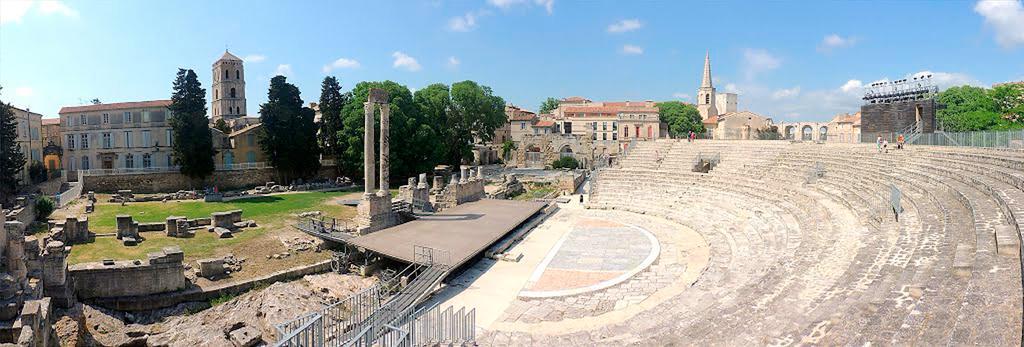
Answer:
58, 100, 174, 173
10, 106, 43, 182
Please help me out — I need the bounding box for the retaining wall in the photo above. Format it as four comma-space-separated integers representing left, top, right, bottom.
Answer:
69, 247, 188, 299
82, 167, 336, 193
88, 259, 332, 311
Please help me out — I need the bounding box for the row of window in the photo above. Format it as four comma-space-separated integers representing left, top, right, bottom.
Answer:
66, 110, 161, 126
222, 69, 242, 80
65, 129, 172, 150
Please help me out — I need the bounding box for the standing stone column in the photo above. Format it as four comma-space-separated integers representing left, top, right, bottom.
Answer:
418, 173, 428, 189
460, 166, 468, 184
363, 102, 376, 196
379, 103, 390, 197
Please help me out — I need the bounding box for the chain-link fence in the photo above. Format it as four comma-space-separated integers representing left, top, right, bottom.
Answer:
861, 129, 1024, 148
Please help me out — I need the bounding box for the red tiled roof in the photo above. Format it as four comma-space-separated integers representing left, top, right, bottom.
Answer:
41, 118, 61, 125
534, 120, 555, 127
562, 105, 659, 114
59, 100, 172, 114
510, 113, 536, 121
560, 96, 590, 102
703, 115, 720, 124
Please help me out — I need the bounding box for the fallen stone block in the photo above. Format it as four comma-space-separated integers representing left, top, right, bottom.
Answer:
138, 222, 165, 232
196, 258, 226, 278
214, 227, 233, 238
229, 325, 260, 347
123, 237, 138, 246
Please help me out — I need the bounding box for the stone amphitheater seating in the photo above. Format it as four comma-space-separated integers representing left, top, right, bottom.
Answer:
588, 139, 1024, 345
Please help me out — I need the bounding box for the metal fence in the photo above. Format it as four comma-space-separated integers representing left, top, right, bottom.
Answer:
861, 129, 1024, 148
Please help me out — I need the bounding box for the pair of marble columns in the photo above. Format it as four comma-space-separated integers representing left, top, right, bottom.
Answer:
363, 100, 390, 198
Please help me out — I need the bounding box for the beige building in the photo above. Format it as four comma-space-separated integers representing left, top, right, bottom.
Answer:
508, 105, 539, 143
211, 50, 247, 125
715, 93, 738, 114
776, 112, 862, 142
215, 123, 267, 166
41, 118, 62, 172
704, 111, 774, 140
59, 100, 175, 174
10, 106, 43, 183
557, 99, 662, 153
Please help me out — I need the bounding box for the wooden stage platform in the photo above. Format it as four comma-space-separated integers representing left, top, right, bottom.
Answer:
346, 199, 547, 268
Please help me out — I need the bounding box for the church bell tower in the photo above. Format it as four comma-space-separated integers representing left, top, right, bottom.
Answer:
696, 51, 718, 120
211, 50, 246, 124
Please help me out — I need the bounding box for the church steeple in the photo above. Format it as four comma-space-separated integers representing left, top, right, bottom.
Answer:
696, 51, 718, 120
701, 51, 713, 89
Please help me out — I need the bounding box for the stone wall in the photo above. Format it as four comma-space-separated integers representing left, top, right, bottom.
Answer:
82, 166, 336, 193
557, 170, 586, 194
860, 99, 936, 137
68, 246, 187, 299
434, 167, 486, 211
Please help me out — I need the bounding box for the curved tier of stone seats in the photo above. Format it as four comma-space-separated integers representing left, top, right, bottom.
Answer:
583, 139, 1023, 345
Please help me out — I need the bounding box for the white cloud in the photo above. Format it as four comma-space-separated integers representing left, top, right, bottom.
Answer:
38, 0, 77, 18
607, 19, 642, 33
724, 83, 740, 93
243, 54, 266, 63
911, 70, 983, 89
840, 79, 863, 93
672, 93, 691, 100
274, 64, 293, 77
535, 0, 554, 14
447, 56, 461, 68
448, 11, 481, 32
742, 48, 781, 80
322, 58, 360, 73
975, 0, 1024, 48
1, 0, 77, 25
392, 51, 421, 72
488, 0, 554, 13
621, 44, 644, 55
818, 34, 857, 53
771, 86, 801, 99
1, 0, 33, 24
14, 86, 34, 98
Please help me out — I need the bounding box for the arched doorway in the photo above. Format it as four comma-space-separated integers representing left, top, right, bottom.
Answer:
801, 125, 813, 141
559, 145, 573, 158
785, 126, 796, 140
818, 126, 828, 141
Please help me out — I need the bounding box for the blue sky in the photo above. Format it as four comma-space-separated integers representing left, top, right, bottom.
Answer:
2, 0, 1023, 122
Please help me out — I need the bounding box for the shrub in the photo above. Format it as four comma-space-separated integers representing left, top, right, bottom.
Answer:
35, 196, 55, 221
551, 156, 579, 169
28, 161, 47, 184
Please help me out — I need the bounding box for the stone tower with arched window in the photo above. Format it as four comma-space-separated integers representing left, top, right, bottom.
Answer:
696, 51, 718, 120
211, 50, 246, 124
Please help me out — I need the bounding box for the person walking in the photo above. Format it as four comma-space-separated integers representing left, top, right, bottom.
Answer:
883, 139, 889, 153
876, 135, 883, 153
897, 134, 905, 150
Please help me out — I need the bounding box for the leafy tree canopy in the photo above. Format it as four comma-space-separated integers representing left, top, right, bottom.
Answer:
538, 97, 560, 114
318, 76, 350, 165
936, 85, 1023, 131
0, 89, 26, 199
656, 101, 705, 137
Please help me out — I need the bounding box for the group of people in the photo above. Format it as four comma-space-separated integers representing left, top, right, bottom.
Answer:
876, 134, 907, 153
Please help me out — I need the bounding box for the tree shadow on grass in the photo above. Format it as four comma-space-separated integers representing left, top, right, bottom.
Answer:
223, 196, 285, 204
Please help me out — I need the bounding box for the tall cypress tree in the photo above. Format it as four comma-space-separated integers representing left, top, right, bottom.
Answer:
259, 76, 320, 183
318, 76, 348, 171
0, 90, 27, 201
168, 69, 215, 181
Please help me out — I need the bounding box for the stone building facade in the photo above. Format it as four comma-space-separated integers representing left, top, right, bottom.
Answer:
704, 111, 774, 140
41, 118, 62, 172
776, 112, 861, 143
715, 92, 738, 114
557, 100, 661, 153
214, 123, 266, 167
211, 51, 247, 125
10, 106, 43, 183
58, 100, 174, 175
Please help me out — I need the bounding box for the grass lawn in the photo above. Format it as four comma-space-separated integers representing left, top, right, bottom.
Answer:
68, 189, 362, 264
514, 182, 557, 200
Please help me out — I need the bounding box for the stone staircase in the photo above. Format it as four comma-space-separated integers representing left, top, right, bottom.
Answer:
585, 140, 1024, 345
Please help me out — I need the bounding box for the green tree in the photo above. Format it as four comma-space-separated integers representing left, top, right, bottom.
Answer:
259, 76, 321, 183
34, 196, 55, 221
756, 125, 782, 140
168, 69, 216, 181
28, 161, 47, 184
213, 118, 231, 134
538, 97, 559, 114
656, 101, 705, 137
501, 140, 516, 160
339, 81, 442, 183
551, 156, 579, 169
0, 91, 26, 200
318, 76, 349, 170
447, 81, 506, 165
990, 84, 1024, 127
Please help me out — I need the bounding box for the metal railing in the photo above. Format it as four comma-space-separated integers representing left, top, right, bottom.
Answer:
861, 129, 1024, 148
